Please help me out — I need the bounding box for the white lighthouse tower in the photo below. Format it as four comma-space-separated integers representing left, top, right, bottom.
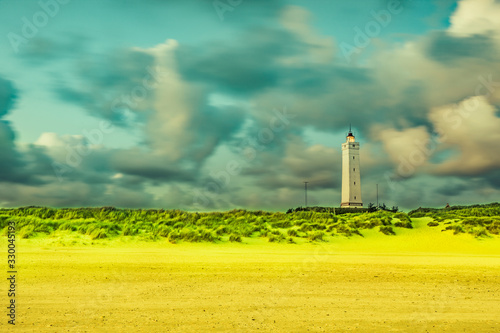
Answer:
341, 126, 363, 208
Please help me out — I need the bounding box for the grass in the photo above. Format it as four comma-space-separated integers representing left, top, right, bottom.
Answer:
0, 207, 415, 244
1, 203, 500, 245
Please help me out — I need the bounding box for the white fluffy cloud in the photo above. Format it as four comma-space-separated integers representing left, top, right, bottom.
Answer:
429, 95, 500, 175
374, 125, 431, 177
448, 0, 500, 37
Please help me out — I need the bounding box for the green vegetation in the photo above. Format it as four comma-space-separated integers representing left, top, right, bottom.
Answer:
1, 203, 499, 243
0, 206, 413, 244
409, 203, 500, 237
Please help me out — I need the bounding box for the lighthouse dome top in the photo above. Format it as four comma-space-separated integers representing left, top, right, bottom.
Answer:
346, 127, 355, 142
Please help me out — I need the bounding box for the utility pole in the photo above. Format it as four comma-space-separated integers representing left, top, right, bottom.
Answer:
304, 181, 308, 207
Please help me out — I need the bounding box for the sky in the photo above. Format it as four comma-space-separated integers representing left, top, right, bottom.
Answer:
0, 0, 499, 211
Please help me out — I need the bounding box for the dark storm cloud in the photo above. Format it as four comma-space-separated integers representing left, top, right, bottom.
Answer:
239, 138, 341, 193
480, 169, 500, 190
110, 155, 196, 182
0, 78, 30, 184
17, 35, 88, 65
425, 31, 498, 64
43, 41, 248, 185
0, 78, 16, 117
436, 181, 469, 196
181, 104, 247, 165
0, 121, 27, 183
55, 50, 156, 125
175, 28, 303, 94
0, 78, 58, 185
22, 145, 61, 182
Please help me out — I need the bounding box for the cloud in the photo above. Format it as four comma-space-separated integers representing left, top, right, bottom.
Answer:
247, 136, 341, 191
429, 95, 500, 175
37, 38, 249, 188
425, 31, 498, 64
278, 5, 335, 65
55, 49, 157, 125
375, 125, 431, 173
2, 2, 500, 210
17, 35, 89, 65
448, 0, 500, 38
110, 149, 196, 182
0, 78, 16, 117
175, 28, 301, 95
0, 78, 32, 184
435, 180, 469, 197
175, 5, 336, 95
143, 40, 247, 165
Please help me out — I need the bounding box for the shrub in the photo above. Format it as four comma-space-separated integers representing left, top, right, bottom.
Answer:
122, 224, 139, 236
259, 227, 270, 237
379, 226, 395, 235
427, 221, 439, 227
487, 221, 500, 235
287, 229, 298, 237
271, 220, 292, 228
90, 228, 108, 240
168, 230, 180, 243
473, 227, 488, 238
0, 215, 11, 229
307, 231, 325, 242
335, 225, 352, 237
299, 223, 313, 232
268, 233, 286, 243
270, 229, 282, 236
215, 225, 229, 235
365, 219, 381, 229
394, 212, 411, 222
354, 229, 364, 237
179, 228, 199, 242
157, 225, 172, 237
58, 221, 77, 232
311, 223, 327, 230
19, 225, 36, 239
381, 217, 392, 226
34, 220, 60, 234
229, 234, 242, 242
293, 219, 308, 226
394, 221, 412, 228
452, 225, 464, 235
235, 225, 254, 237
199, 229, 218, 242
463, 218, 482, 226
172, 222, 185, 229
393, 213, 413, 228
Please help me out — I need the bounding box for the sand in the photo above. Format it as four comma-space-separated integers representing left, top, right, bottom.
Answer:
1, 218, 499, 332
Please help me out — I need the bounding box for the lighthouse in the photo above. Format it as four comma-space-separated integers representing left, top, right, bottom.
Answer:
341, 127, 363, 208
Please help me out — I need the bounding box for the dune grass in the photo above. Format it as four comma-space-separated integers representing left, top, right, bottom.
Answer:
1, 203, 499, 247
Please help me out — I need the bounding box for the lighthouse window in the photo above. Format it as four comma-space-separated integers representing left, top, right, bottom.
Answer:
354, 196, 356, 199
353, 156, 355, 159
354, 182, 356, 185
353, 168, 355, 171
